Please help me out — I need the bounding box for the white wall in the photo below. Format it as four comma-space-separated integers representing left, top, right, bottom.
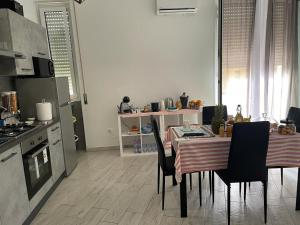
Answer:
18, 0, 38, 23
74, 0, 218, 148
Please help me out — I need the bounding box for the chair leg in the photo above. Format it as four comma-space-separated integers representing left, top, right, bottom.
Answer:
209, 171, 212, 194
227, 184, 231, 225
198, 172, 202, 207
190, 173, 193, 190
263, 181, 268, 224
162, 175, 165, 210
244, 182, 247, 201
157, 163, 160, 194
212, 172, 215, 203
281, 168, 284, 186
239, 182, 241, 196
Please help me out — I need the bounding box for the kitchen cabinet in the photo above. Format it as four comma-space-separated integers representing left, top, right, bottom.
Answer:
48, 123, 65, 183
0, 9, 49, 76
0, 145, 29, 225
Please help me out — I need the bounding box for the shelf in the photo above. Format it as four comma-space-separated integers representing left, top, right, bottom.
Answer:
122, 148, 158, 157
141, 132, 153, 136
121, 132, 140, 137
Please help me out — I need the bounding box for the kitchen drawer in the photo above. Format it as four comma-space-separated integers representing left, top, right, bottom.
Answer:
47, 123, 62, 145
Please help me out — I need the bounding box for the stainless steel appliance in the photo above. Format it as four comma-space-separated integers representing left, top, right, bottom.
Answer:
16, 77, 77, 176
32, 57, 55, 78
21, 130, 52, 200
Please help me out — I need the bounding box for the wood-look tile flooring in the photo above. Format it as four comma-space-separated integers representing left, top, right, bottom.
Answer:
31, 150, 300, 225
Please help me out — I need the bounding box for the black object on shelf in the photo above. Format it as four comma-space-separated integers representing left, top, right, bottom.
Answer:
0, 0, 24, 16
151, 102, 159, 112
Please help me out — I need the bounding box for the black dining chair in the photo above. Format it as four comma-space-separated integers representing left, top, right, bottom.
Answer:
151, 116, 202, 209
214, 122, 270, 225
202, 105, 228, 125
202, 105, 228, 200
277, 107, 300, 185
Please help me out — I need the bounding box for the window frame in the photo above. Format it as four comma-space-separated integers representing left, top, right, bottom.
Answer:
38, 4, 80, 101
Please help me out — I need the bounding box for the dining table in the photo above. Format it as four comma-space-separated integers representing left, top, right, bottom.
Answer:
166, 125, 300, 218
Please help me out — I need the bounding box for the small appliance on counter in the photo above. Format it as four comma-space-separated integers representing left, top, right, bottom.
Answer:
32, 57, 55, 77
165, 97, 174, 110
118, 96, 133, 114
0, 0, 23, 16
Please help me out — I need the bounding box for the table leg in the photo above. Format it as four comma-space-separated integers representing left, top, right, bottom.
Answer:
296, 168, 300, 210
180, 174, 187, 217
171, 145, 177, 186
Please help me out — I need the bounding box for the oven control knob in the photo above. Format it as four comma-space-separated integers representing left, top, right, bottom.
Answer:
30, 141, 35, 145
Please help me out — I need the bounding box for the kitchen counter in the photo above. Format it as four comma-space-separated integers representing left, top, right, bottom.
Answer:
0, 118, 60, 154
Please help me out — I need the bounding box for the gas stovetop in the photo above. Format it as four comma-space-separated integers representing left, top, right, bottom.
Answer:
0, 139, 8, 145
0, 124, 37, 138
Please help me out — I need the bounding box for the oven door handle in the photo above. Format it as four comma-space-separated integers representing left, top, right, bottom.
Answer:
27, 144, 49, 159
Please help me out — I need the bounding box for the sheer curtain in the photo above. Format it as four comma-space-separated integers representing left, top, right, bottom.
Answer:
223, 0, 299, 120
266, 0, 298, 121
222, 0, 256, 115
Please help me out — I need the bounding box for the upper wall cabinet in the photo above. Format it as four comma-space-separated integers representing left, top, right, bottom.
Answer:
0, 9, 50, 76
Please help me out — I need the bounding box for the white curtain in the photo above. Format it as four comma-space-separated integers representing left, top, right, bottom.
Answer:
248, 0, 299, 121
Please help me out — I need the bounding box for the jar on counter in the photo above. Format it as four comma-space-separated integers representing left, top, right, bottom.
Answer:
1, 92, 10, 110
10, 91, 17, 114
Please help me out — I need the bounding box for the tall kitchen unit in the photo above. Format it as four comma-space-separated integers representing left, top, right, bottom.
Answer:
16, 77, 77, 176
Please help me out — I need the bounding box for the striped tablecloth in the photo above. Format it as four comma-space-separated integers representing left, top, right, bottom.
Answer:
166, 127, 300, 182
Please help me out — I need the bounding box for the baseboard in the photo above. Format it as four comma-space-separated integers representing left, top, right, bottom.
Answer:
87, 146, 119, 151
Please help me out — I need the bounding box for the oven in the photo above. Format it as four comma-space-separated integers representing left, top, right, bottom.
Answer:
21, 130, 52, 200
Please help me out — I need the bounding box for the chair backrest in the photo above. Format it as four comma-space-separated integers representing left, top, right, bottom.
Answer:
227, 121, 270, 182
202, 105, 228, 125
287, 107, 300, 133
151, 116, 167, 171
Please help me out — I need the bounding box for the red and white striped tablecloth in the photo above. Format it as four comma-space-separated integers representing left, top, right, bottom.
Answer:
165, 127, 300, 182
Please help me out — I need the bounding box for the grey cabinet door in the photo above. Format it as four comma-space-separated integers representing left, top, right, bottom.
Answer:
0, 145, 29, 225
29, 22, 50, 59
48, 123, 65, 183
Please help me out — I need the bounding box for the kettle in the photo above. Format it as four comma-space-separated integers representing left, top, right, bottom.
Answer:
165, 98, 174, 110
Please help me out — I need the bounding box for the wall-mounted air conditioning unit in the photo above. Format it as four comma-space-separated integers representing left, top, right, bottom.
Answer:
157, 0, 198, 15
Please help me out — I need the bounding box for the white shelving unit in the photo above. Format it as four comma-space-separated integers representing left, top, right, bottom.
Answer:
118, 109, 202, 157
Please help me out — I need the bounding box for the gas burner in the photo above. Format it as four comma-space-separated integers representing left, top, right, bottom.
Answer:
0, 124, 36, 138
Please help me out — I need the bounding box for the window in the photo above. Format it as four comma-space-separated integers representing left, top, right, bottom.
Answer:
39, 7, 78, 99
221, 0, 256, 115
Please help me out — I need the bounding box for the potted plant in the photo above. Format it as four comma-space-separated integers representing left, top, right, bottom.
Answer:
211, 105, 225, 135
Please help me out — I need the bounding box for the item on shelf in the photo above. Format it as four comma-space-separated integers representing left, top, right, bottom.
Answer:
189, 100, 202, 110
180, 92, 189, 109
151, 102, 160, 112
118, 96, 133, 114
165, 97, 174, 109
167, 107, 178, 112
175, 100, 182, 109
142, 104, 151, 113
234, 104, 243, 123
211, 105, 225, 134
141, 124, 153, 134
133, 138, 141, 153
130, 125, 139, 132
160, 100, 165, 111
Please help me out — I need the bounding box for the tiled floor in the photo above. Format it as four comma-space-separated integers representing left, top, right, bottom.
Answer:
31, 150, 300, 225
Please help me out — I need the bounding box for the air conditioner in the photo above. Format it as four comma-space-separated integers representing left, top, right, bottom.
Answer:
157, 0, 198, 15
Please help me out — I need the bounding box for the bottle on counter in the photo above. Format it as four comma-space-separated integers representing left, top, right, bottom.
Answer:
10, 91, 17, 114
219, 124, 225, 137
